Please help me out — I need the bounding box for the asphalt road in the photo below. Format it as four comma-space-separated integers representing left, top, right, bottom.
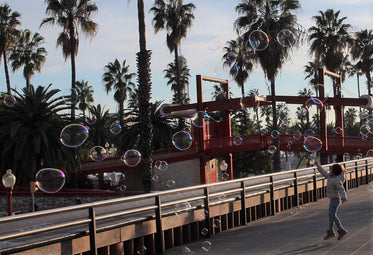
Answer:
165, 183, 373, 255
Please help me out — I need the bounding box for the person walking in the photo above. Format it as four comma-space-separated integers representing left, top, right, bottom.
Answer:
315, 160, 348, 240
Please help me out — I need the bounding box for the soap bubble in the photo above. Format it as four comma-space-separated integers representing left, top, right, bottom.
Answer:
201, 241, 212, 252
360, 125, 370, 136
226, 51, 237, 62
172, 131, 193, 151
343, 152, 350, 160
334, 127, 343, 135
152, 175, 159, 182
292, 131, 302, 140
85, 115, 96, 125
305, 97, 324, 111
303, 129, 315, 137
154, 160, 168, 171
36, 168, 65, 193
268, 145, 277, 154
276, 29, 296, 47
3, 94, 16, 106
213, 219, 221, 228
221, 172, 230, 181
122, 149, 141, 167
89, 146, 108, 161
62, 88, 78, 105
118, 184, 127, 191
182, 246, 192, 253
303, 136, 322, 152
219, 160, 228, 171
248, 30, 269, 51
271, 130, 280, 139
166, 179, 176, 188
233, 136, 243, 145
60, 124, 89, 148
191, 111, 209, 128
109, 122, 122, 135
206, 36, 223, 51
136, 245, 147, 255
366, 149, 373, 157
201, 228, 209, 236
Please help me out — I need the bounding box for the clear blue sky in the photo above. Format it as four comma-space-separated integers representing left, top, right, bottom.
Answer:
1, 0, 372, 119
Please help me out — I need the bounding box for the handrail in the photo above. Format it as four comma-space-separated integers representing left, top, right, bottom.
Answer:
0, 157, 372, 254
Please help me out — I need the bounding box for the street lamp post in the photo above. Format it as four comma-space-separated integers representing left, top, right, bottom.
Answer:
2, 169, 16, 216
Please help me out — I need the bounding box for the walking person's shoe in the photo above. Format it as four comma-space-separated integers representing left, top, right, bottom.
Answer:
337, 228, 347, 240
323, 229, 336, 240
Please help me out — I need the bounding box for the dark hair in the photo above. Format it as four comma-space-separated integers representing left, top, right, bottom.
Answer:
331, 164, 346, 175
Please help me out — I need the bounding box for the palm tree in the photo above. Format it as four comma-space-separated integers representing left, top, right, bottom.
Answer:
103, 59, 136, 126
9, 29, 47, 87
234, 0, 303, 170
308, 9, 352, 73
40, 0, 98, 121
0, 84, 80, 187
135, 0, 154, 193
75, 79, 94, 118
298, 88, 312, 124
222, 36, 254, 97
150, 0, 195, 104
0, 4, 21, 94
350, 29, 373, 96
87, 104, 110, 147
163, 60, 190, 104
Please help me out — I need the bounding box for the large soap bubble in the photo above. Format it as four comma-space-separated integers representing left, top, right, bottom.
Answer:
303, 136, 322, 152
248, 30, 269, 51
276, 29, 296, 47
36, 168, 66, 193
60, 124, 89, 148
172, 131, 193, 151
122, 149, 141, 167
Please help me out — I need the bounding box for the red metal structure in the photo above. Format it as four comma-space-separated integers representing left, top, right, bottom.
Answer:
81, 70, 373, 183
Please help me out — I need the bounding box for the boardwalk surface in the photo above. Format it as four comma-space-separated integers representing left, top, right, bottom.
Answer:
165, 184, 373, 255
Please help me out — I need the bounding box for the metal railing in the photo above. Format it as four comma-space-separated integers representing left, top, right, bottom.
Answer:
0, 158, 372, 254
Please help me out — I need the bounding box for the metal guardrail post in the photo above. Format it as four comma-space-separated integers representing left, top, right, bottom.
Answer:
355, 161, 359, 188
88, 207, 97, 255
155, 195, 165, 254
365, 159, 369, 184
313, 169, 318, 202
203, 187, 211, 238
293, 172, 299, 207
240, 181, 247, 225
269, 176, 275, 215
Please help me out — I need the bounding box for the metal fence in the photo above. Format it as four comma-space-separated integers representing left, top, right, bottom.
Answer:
0, 158, 372, 255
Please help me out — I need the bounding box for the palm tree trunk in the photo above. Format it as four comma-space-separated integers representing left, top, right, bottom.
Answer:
119, 101, 124, 126
3, 52, 11, 94
271, 79, 281, 171
174, 44, 182, 104
137, 0, 153, 193
69, 23, 76, 122
366, 72, 372, 96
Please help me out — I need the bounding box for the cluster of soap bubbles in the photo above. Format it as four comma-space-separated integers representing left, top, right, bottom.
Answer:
219, 160, 230, 181
359, 112, 373, 140
152, 160, 177, 189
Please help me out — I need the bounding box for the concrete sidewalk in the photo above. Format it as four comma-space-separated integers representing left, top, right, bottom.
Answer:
165, 184, 373, 255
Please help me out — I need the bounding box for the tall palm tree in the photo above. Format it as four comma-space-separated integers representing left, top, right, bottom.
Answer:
150, 0, 195, 104
75, 79, 94, 118
102, 59, 135, 126
0, 4, 21, 94
234, 0, 302, 170
308, 9, 352, 73
9, 29, 47, 87
350, 29, 373, 96
135, 0, 153, 193
0, 84, 80, 187
40, 0, 98, 121
163, 60, 190, 104
222, 36, 254, 98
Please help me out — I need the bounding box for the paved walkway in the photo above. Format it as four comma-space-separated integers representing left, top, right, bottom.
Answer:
165, 184, 373, 255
